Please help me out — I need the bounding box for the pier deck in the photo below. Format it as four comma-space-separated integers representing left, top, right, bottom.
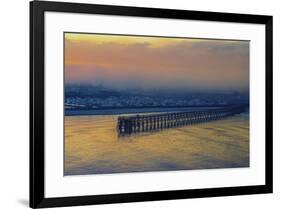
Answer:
117, 106, 246, 136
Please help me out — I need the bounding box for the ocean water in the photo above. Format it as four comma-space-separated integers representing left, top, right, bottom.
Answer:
65, 106, 222, 116
64, 113, 249, 175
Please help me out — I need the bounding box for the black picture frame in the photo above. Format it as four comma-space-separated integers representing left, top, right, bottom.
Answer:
30, 1, 273, 208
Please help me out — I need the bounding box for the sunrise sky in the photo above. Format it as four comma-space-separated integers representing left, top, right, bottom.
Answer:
64, 33, 249, 92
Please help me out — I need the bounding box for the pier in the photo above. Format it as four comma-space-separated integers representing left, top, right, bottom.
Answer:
117, 105, 246, 136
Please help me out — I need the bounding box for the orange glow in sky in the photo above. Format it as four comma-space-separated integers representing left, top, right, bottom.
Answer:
65, 33, 249, 91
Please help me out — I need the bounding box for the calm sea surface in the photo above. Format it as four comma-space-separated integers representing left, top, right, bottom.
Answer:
65, 107, 222, 116
64, 111, 249, 175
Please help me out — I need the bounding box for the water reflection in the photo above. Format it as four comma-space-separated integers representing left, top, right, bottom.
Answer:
64, 113, 249, 175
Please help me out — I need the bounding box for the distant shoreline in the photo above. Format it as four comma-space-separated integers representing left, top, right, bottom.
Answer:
64, 106, 249, 116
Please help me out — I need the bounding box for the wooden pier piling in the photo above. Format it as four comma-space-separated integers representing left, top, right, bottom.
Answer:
117, 105, 246, 136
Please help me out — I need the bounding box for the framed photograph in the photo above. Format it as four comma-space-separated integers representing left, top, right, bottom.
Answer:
30, 0, 273, 208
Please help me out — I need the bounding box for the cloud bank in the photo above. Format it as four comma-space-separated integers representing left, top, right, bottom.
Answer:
65, 33, 249, 92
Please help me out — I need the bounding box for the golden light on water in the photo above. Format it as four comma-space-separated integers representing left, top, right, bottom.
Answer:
64, 115, 249, 175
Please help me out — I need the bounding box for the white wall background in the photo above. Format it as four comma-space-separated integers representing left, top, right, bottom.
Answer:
0, 0, 279, 208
